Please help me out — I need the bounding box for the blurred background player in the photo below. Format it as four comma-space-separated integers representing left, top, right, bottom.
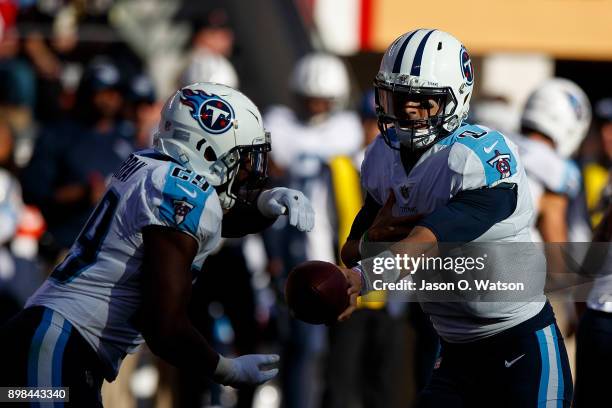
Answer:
514, 78, 592, 244
507, 79, 592, 373
572, 98, 612, 408
583, 98, 612, 227
573, 193, 612, 407
263, 52, 363, 408
179, 49, 239, 90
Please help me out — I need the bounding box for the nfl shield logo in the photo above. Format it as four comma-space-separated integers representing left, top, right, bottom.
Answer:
400, 185, 411, 199
173, 200, 194, 225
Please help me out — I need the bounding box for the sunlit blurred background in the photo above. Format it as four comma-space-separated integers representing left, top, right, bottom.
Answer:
1, 1, 611, 407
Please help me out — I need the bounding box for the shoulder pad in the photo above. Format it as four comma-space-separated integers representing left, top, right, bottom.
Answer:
156, 163, 215, 237
446, 124, 519, 187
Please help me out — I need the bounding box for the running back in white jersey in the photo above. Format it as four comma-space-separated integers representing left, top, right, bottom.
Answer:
27, 149, 223, 380
361, 123, 546, 342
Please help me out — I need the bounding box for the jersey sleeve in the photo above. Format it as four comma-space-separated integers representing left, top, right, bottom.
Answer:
447, 125, 520, 193
360, 135, 390, 205
140, 163, 221, 244
416, 184, 518, 242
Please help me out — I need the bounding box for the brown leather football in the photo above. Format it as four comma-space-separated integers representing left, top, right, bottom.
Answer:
285, 261, 350, 325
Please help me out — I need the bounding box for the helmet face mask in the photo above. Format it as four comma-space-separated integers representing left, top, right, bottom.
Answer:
375, 80, 458, 150
374, 29, 474, 151
154, 83, 271, 209
218, 137, 271, 208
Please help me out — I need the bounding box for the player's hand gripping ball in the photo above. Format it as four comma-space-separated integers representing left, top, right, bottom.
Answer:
285, 261, 350, 325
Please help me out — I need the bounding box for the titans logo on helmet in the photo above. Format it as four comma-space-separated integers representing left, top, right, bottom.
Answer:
460, 46, 474, 86
565, 91, 584, 120
180, 89, 235, 134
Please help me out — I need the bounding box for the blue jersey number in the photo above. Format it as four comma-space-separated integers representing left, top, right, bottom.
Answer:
51, 189, 120, 283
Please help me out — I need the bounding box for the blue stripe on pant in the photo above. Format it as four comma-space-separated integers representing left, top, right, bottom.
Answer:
416, 305, 572, 407
26, 308, 73, 408
536, 324, 565, 408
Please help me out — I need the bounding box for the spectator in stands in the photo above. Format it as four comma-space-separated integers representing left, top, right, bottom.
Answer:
190, 7, 235, 58
124, 73, 158, 149
21, 60, 134, 253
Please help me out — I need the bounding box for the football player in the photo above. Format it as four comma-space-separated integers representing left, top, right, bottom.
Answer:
514, 78, 592, 244
573, 199, 612, 407
509, 80, 592, 367
0, 83, 314, 406
339, 29, 573, 407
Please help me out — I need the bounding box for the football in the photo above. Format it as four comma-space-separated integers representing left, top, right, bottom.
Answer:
285, 260, 350, 325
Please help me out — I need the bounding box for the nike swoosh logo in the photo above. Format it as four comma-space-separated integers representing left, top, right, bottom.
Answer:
483, 140, 499, 154
177, 184, 197, 198
504, 354, 525, 368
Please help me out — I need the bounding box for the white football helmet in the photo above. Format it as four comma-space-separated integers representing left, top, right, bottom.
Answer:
521, 78, 591, 158
375, 29, 475, 150
179, 50, 239, 89
290, 52, 350, 105
154, 83, 270, 209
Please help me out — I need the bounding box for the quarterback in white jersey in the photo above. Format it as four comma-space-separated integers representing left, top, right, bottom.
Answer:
0, 83, 314, 406
339, 29, 573, 407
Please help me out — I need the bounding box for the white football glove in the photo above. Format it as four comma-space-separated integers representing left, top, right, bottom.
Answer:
257, 188, 315, 232
213, 354, 279, 388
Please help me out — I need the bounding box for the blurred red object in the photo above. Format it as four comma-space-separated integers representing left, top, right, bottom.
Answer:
0, 1, 18, 40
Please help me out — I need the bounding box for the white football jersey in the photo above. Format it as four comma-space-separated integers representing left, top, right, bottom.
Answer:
264, 106, 363, 170
27, 149, 223, 380
361, 123, 546, 342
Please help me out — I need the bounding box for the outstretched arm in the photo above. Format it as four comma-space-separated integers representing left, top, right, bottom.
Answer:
339, 185, 518, 320
222, 188, 315, 237
222, 201, 278, 238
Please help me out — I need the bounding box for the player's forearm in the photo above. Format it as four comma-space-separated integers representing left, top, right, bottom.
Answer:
143, 319, 220, 377
341, 239, 361, 267
222, 200, 276, 237
538, 193, 568, 242
392, 226, 438, 280
539, 214, 568, 242
358, 226, 438, 293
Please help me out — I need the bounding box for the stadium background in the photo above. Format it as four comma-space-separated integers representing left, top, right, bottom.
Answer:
1, 0, 611, 407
